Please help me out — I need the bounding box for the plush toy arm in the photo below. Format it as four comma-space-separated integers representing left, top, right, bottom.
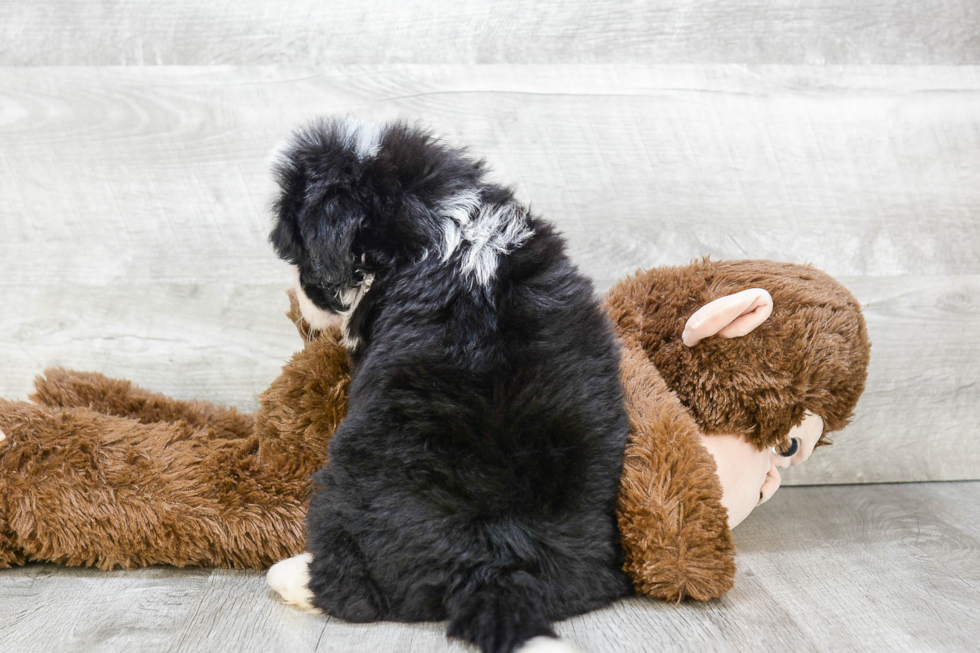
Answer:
286, 288, 317, 341
617, 342, 736, 602
286, 288, 344, 344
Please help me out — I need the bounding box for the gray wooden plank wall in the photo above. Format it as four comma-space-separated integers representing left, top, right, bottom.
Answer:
2, 0, 979, 65
1, 2, 979, 485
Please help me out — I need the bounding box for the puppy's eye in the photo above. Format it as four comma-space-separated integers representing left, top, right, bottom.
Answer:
775, 438, 800, 457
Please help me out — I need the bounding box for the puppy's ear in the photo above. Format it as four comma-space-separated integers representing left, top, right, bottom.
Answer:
269, 144, 312, 266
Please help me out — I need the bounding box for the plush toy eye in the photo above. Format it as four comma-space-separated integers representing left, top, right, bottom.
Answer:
775, 438, 800, 457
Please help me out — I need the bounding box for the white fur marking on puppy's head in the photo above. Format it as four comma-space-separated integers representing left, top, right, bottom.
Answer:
338, 116, 383, 160
267, 552, 321, 614
517, 636, 580, 653
291, 265, 374, 351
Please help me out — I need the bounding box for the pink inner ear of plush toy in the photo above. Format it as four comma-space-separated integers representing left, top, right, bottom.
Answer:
682, 288, 774, 347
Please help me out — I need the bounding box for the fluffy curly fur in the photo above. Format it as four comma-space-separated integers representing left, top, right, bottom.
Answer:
613, 341, 736, 601
268, 118, 632, 653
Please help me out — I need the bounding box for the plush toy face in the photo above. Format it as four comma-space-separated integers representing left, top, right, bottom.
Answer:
700, 411, 824, 528
676, 279, 842, 528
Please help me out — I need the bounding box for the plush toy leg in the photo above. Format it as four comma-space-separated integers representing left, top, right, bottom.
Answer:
0, 320, 350, 571
0, 398, 312, 570
0, 399, 172, 569
0, 527, 26, 567
616, 344, 736, 602
0, 285, 350, 571
30, 368, 254, 437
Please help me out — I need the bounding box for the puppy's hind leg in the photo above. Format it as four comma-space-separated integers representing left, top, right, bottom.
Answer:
304, 513, 386, 623
301, 482, 387, 622
267, 553, 320, 613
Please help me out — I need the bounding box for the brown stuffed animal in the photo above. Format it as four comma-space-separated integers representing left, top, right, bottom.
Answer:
604, 258, 869, 600
0, 259, 870, 602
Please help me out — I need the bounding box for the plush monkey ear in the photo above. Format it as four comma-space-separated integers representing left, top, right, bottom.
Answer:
682, 288, 773, 347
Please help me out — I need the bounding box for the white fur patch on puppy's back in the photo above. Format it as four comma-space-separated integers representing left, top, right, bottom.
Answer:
461, 203, 533, 286
438, 189, 482, 263
437, 191, 534, 286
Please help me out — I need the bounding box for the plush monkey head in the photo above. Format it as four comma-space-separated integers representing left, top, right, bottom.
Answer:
604, 258, 871, 453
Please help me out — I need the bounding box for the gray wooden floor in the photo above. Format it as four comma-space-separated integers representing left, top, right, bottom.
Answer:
2, 482, 977, 653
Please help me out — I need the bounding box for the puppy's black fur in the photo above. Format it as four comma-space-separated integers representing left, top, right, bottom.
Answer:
271, 118, 631, 653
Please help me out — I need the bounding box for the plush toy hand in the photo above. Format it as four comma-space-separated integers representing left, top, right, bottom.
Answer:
287, 288, 318, 341
616, 343, 736, 602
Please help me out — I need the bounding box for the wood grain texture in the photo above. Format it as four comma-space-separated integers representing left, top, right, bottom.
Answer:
783, 275, 980, 484
0, 284, 301, 411
1, 65, 978, 482
1, 1, 979, 66
1, 483, 977, 652
2, 65, 979, 286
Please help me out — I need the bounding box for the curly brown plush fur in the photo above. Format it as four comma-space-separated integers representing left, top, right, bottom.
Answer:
604, 259, 870, 450
614, 341, 735, 601
0, 260, 870, 603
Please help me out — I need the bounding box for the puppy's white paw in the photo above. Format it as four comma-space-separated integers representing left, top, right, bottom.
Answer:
0, 428, 6, 442
267, 552, 320, 613
518, 636, 580, 653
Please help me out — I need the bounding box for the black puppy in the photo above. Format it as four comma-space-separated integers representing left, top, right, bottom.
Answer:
266, 118, 631, 653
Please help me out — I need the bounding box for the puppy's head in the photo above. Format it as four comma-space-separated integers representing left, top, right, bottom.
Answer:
270, 117, 491, 327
